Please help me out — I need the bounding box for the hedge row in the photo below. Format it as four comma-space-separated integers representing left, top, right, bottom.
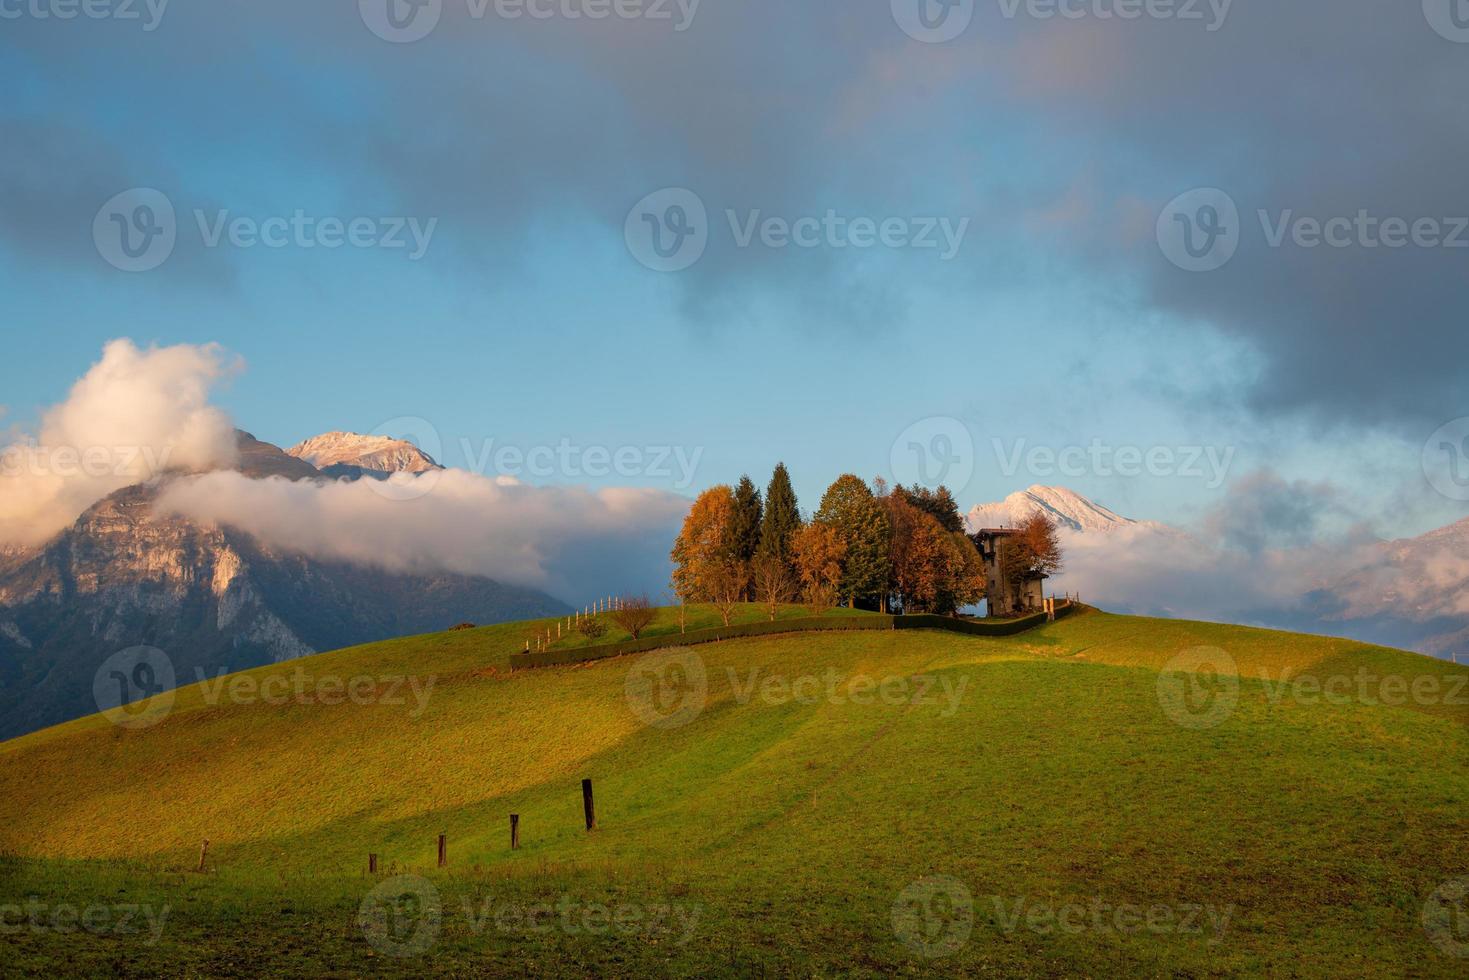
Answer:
510, 602, 1076, 670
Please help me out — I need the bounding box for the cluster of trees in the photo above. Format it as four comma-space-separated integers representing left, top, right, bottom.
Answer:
671, 466, 1047, 621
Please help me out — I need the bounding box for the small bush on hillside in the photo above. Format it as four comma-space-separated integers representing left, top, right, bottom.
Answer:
449, 622, 476, 631
610, 595, 657, 639
577, 616, 608, 640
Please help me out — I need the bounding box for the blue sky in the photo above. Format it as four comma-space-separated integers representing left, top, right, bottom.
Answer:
3, 0, 1467, 540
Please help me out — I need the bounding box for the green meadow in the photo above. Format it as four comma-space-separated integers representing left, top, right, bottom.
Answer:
1, 606, 1466, 976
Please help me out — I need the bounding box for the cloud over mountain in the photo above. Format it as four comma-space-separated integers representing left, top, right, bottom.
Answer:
3, 340, 690, 602
155, 470, 687, 601
0, 339, 239, 549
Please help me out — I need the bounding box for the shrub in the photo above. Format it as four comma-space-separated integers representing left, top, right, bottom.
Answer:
577, 616, 608, 640
610, 594, 657, 639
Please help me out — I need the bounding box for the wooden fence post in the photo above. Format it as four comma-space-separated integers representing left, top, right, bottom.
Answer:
196, 839, 210, 873
510, 814, 520, 850
369, 853, 378, 874
582, 779, 596, 831
438, 833, 447, 868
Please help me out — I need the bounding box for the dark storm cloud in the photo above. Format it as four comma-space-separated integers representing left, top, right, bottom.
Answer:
2, 0, 1465, 425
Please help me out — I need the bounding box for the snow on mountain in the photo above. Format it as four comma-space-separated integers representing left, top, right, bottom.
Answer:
964, 485, 1148, 534
287, 431, 441, 476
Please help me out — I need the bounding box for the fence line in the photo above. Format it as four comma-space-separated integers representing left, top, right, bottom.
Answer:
511, 602, 1079, 670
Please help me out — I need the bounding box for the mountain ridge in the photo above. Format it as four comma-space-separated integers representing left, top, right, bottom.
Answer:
0, 431, 566, 739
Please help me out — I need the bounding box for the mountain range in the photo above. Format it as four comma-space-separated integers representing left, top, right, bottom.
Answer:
0, 431, 567, 740
968, 484, 1468, 660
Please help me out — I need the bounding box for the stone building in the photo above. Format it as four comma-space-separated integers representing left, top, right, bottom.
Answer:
971, 528, 1047, 618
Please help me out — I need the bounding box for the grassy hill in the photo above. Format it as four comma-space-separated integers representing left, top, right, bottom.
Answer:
1, 605, 1466, 976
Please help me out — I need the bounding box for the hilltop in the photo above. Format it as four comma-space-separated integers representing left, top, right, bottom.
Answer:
1, 606, 1465, 975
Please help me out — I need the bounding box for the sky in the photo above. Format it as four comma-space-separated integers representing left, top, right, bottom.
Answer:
3, 0, 1468, 545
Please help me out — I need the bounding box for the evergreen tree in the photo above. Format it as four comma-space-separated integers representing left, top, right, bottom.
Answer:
728, 475, 763, 598
757, 462, 802, 567
814, 474, 891, 609
728, 475, 763, 564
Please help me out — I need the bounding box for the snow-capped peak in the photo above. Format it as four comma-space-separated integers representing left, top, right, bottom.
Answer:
286, 431, 441, 474
964, 485, 1139, 534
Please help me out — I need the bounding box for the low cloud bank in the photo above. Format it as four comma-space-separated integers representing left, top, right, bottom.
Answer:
156, 469, 689, 603
0, 340, 239, 548
1051, 472, 1384, 629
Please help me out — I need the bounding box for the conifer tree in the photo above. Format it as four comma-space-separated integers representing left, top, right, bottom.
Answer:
757, 462, 802, 569
729, 475, 763, 565
728, 475, 764, 600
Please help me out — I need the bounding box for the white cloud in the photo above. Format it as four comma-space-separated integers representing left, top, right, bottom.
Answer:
155, 468, 689, 602
0, 339, 239, 548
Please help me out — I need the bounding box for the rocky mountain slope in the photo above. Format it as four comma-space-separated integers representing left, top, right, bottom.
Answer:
287, 431, 441, 480
1305, 517, 1469, 658
0, 432, 566, 740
